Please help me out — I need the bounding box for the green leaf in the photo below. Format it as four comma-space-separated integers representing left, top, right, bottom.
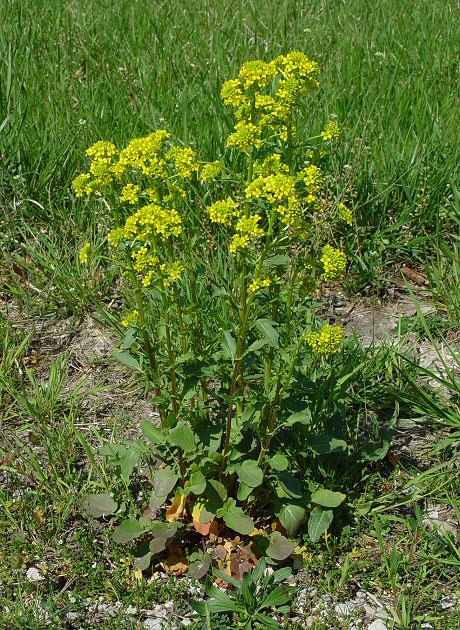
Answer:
81, 493, 118, 518
188, 553, 212, 580
309, 435, 347, 454
113, 350, 141, 371
278, 504, 305, 536
236, 460, 264, 488
140, 420, 164, 445
119, 448, 141, 482
153, 467, 179, 497
255, 319, 279, 349
122, 328, 137, 350
246, 338, 269, 353
237, 482, 253, 501
168, 421, 195, 452
148, 491, 167, 514
222, 330, 237, 360
311, 489, 346, 508
208, 479, 227, 502
133, 551, 152, 571
268, 453, 289, 471
356, 430, 393, 462
308, 507, 333, 543
266, 532, 295, 561
113, 519, 146, 543
262, 254, 289, 269
276, 471, 304, 499
149, 522, 178, 554
223, 504, 255, 535
188, 471, 206, 495
283, 410, 312, 426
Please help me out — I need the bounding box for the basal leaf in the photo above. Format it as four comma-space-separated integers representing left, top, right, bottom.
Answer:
113, 519, 146, 543
308, 507, 333, 543
308, 435, 347, 454
236, 460, 264, 488
311, 489, 346, 508
278, 504, 305, 536
266, 532, 295, 561
223, 505, 255, 535
82, 493, 118, 518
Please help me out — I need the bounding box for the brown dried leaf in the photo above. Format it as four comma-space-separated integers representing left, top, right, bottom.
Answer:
165, 491, 186, 523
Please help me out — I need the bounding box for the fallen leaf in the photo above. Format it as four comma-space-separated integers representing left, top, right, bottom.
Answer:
193, 518, 213, 536
166, 491, 186, 523
160, 544, 188, 576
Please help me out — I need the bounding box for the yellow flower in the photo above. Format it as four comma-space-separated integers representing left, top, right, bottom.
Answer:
108, 227, 125, 247
79, 242, 91, 264
200, 161, 222, 182
166, 147, 199, 179
321, 245, 347, 281
115, 131, 170, 179
121, 310, 139, 328
338, 203, 353, 226
229, 234, 250, 253
321, 119, 340, 141
253, 154, 289, 178
305, 324, 343, 355
86, 141, 118, 160
227, 122, 262, 152
207, 198, 239, 226
221, 79, 245, 106
245, 173, 296, 204
249, 277, 272, 293
300, 165, 324, 193
72, 173, 92, 198
120, 183, 140, 205
235, 214, 265, 238
238, 59, 275, 89
160, 261, 186, 288
123, 204, 182, 241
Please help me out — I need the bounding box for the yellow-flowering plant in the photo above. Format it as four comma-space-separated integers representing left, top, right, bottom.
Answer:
75, 52, 365, 573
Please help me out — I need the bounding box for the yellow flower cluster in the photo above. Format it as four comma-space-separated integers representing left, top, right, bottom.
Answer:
160, 261, 186, 288
300, 165, 324, 193
245, 173, 296, 204
131, 246, 159, 273
227, 122, 262, 152
305, 324, 343, 355
229, 234, 250, 253
222, 51, 320, 149
338, 203, 353, 226
121, 310, 139, 328
79, 242, 91, 264
120, 183, 140, 204
166, 147, 199, 179
115, 130, 170, 179
229, 213, 265, 253
207, 198, 240, 226
253, 154, 289, 178
321, 245, 347, 281
321, 119, 340, 141
249, 277, 272, 293
200, 161, 222, 182
123, 204, 183, 241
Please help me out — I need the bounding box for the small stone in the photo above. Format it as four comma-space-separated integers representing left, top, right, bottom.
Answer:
346, 599, 357, 610
368, 620, 388, 630
144, 620, 164, 630
356, 590, 366, 600
363, 604, 376, 618
26, 567, 44, 582
66, 612, 78, 622
374, 608, 390, 620
421, 624, 433, 629
305, 616, 315, 628
125, 605, 137, 615
335, 603, 351, 617
309, 587, 318, 598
